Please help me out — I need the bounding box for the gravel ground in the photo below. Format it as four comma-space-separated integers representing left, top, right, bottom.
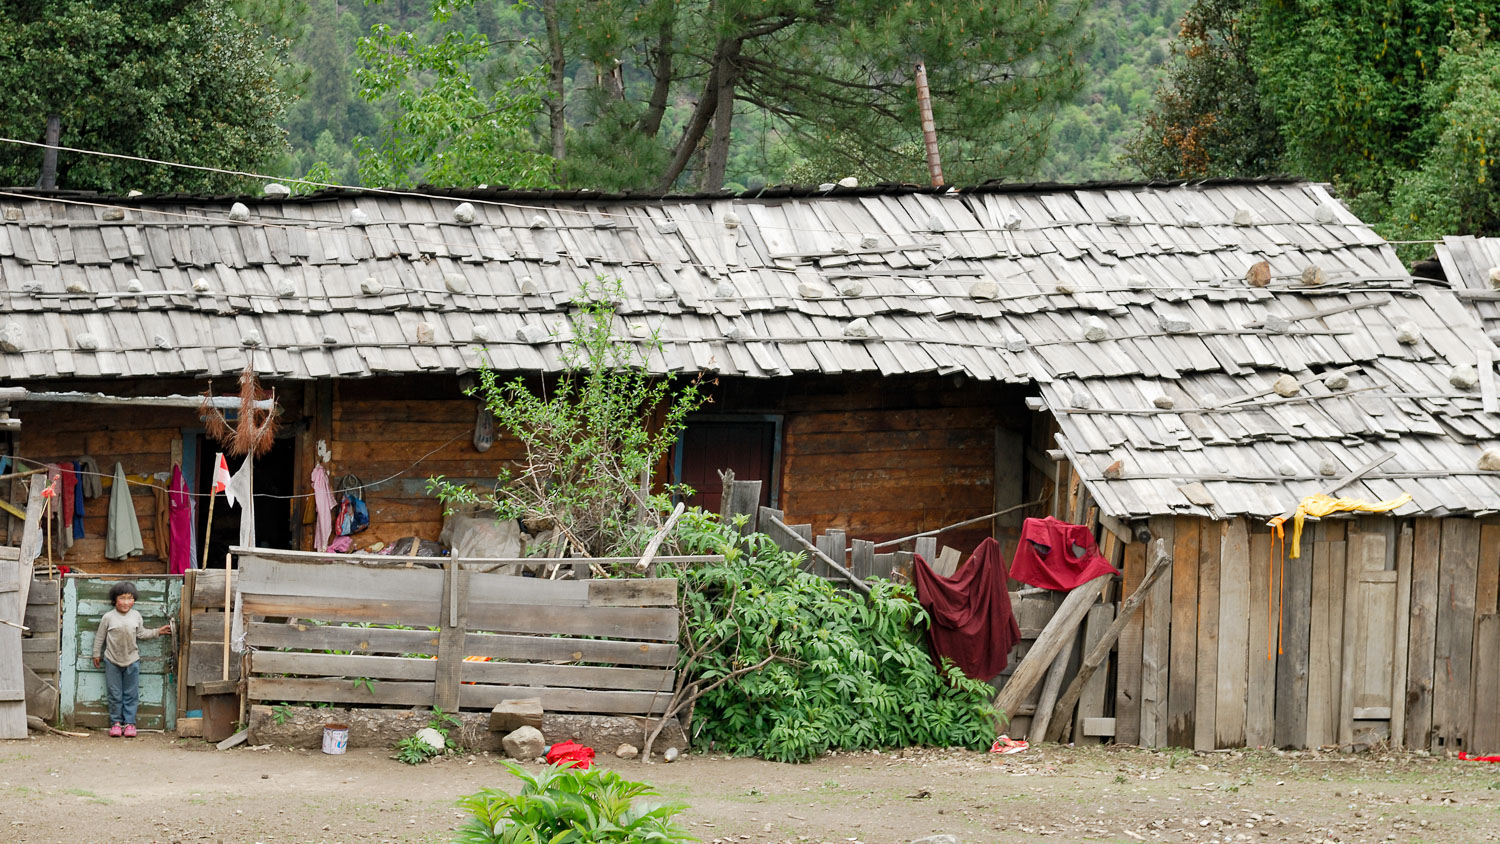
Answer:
1, 733, 1497, 843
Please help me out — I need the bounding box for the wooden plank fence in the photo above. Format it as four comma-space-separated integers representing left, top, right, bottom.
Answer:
237, 551, 684, 717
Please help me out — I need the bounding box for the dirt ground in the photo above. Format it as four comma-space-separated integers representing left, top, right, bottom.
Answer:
2, 733, 1499, 844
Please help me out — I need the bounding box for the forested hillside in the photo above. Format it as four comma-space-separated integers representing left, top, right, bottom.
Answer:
270, 0, 1183, 189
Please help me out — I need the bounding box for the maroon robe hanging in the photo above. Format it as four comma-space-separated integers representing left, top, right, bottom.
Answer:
913, 537, 1021, 681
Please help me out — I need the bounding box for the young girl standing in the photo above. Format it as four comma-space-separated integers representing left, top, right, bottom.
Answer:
91, 582, 171, 737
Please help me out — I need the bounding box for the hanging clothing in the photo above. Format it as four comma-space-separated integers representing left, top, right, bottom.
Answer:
226, 457, 255, 549
105, 463, 143, 559
311, 465, 335, 552
1008, 517, 1121, 591
152, 484, 171, 563
913, 537, 1021, 681
59, 465, 77, 537
1271, 491, 1413, 559
71, 461, 85, 539
167, 465, 194, 574
77, 456, 103, 498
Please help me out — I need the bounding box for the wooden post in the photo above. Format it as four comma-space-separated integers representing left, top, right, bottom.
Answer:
636, 502, 685, 575
200, 493, 217, 570
221, 558, 232, 683
433, 560, 470, 712
1043, 540, 1171, 743
994, 572, 1113, 726
1027, 629, 1078, 742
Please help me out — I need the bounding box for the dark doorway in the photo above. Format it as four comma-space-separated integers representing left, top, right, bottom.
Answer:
193, 436, 296, 567
674, 416, 781, 513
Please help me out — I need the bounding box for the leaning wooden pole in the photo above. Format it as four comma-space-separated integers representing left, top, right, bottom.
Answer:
766, 515, 870, 595
1043, 539, 1172, 743
992, 568, 1116, 728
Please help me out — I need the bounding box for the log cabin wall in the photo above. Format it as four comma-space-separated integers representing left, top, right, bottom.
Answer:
7, 399, 202, 574
1109, 514, 1500, 753
706, 374, 1034, 557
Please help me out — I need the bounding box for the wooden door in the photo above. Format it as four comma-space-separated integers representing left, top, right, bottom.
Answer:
1340, 531, 1397, 743
675, 419, 779, 513
59, 577, 179, 730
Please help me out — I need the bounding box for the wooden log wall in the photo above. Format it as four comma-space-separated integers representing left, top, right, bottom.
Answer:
1111, 514, 1500, 753
715, 374, 1032, 557
10, 401, 201, 574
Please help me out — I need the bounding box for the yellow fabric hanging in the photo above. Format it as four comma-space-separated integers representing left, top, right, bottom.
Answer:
1263, 490, 1411, 660
1278, 491, 1413, 559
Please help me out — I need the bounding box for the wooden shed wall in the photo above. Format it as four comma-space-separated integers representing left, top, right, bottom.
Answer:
7, 373, 1031, 571
1111, 514, 1500, 753
8, 402, 199, 573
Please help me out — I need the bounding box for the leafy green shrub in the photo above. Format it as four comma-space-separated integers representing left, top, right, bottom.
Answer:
453, 763, 690, 844
659, 509, 998, 762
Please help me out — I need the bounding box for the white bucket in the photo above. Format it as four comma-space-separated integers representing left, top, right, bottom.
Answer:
322, 723, 349, 755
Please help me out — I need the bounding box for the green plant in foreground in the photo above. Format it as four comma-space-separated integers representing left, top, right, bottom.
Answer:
453, 763, 691, 844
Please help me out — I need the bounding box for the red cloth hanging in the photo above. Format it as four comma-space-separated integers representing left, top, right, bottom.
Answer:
912, 537, 1021, 681
1007, 517, 1121, 591
167, 465, 195, 575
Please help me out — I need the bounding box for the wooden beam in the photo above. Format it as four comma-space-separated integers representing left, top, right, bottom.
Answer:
1044, 540, 1171, 743
995, 572, 1114, 728
765, 515, 869, 595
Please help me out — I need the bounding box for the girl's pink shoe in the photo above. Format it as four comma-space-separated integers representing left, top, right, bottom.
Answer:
108, 724, 123, 737
122, 725, 137, 738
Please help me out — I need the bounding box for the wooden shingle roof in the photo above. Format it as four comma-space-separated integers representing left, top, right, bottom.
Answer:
1, 179, 1495, 518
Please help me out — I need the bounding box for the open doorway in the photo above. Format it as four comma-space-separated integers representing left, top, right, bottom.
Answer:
192, 435, 296, 567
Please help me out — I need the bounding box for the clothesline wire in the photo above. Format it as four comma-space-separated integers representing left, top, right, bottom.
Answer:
0, 137, 1447, 250
7, 427, 476, 501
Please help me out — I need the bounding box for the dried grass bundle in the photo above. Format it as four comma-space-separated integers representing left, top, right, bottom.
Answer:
200, 359, 278, 457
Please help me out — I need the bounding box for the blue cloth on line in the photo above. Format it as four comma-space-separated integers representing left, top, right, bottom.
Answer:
72, 461, 85, 539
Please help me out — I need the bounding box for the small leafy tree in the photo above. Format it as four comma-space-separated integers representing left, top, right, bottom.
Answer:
430, 279, 704, 558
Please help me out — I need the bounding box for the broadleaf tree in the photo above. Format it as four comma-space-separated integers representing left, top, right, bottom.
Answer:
0, 0, 293, 193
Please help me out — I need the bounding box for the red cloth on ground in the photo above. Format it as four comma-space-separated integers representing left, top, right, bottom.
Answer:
912, 537, 1021, 681
545, 740, 595, 769
1008, 517, 1121, 591
1459, 752, 1500, 762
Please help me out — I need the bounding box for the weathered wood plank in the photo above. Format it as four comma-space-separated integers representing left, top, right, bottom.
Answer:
1074, 603, 1116, 744
1433, 519, 1479, 753
0, 559, 24, 737
1306, 533, 1335, 747
458, 684, 670, 716
1245, 527, 1276, 747
251, 651, 438, 682
1472, 614, 1500, 754
1477, 524, 1500, 618
586, 579, 678, 608
460, 660, 674, 692
1405, 518, 1441, 749
1114, 540, 1146, 746
1194, 521, 1220, 751
242, 594, 442, 628
434, 563, 469, 712
1140, 517, 1173, 747
247, 676, 435, 707
466, 601, 679, 642
1391, 521, 1414, 749
1167, 516, 1200, 748
247, 622, 442, 656
1340, 530, 1391, 747
1274, 518, 1313, 748
1216, 519, 1250, 748
1325, 525, 1348, 745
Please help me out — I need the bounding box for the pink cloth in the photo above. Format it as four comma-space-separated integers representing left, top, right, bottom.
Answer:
312, 465, 335, 552
168, 465, 194, 574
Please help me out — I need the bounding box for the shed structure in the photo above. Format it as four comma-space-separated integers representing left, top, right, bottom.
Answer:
0, 178, 1495, 751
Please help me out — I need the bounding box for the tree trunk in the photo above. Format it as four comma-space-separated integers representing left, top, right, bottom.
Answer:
655, 65, 718, 190
540, 0, 567, 162
699, 38, 742, 192
638, 15, 675, 137
36, 113, 60, 190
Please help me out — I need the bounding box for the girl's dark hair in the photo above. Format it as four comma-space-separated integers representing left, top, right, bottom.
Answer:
107, 581, 138, 605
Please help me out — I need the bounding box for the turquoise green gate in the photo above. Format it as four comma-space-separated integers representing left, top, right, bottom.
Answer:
59, 577, 180, 730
